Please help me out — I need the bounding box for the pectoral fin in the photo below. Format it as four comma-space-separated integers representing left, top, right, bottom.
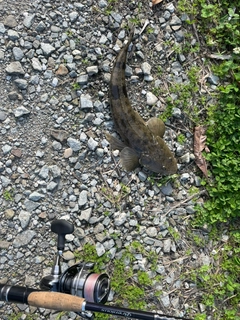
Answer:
120, 147, 139, 171
146, 118, 165, 138
105, 131, 127, 151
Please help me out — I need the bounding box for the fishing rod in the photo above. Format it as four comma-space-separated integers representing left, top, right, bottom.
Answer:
0, 220, 193, 320
0, 284, 192, 320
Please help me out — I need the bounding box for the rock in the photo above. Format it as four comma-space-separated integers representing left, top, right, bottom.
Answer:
39, 166, 49, 180
86, 66, 98, 75
32, 57, 42, 71
78, 190, 88, 207
163, 238, 171, 253
146, 91, 158, 105
4, 15, 18, 28
35, 21, 46, 33
98, 0, 108, 8
146, 227, 157, 237
0, 241, 11, 249
50, 129, 68, 142
13, 230, 36, 248
114, 212, 127, 226
49, 165, 61, 178
56, 64, 69, 75
87, 137, 98, 151
79, 208, 92, 222
96, 242, 105, 257
18, 210, 31, 228
161, 182, 173, 196
23, 14, 35, 28
141, 62, 151, 76
5, 209, 15, 219
14, 79, 28, 89
11, 148, 22, 158
69, 11, 79, 23
2, 144, 12, 154
24, 200, 41, 212
172, 107, 182, 118
67, 137, 81, 151
0, 23, 6, 33
64, 148, 73, 158
14, 106, 31, 117
160, 293, 170, 308
80, 94, 93, 109
62, 251, 75, 261
1, 176, 11, 187
29, 192, 45, 201
0, 111, 7, 121
47, 181, 58, 191
207, 74, 219, 85
40, 43, 55, 56
138, 171, 147, 182
77, 74, 89, 85
6, 62, 25, 75
7, 30, 20, 41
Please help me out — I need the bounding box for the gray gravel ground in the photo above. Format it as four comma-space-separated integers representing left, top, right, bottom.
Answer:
0, 0, 215, 319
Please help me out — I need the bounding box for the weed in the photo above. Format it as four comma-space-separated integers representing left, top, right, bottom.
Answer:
168, 226, 181, 241
177, 133, 186, 145
72, 82, 81, 90
176, 1, 240, 318
75, 242, 161, 311
3, 189, 14, 201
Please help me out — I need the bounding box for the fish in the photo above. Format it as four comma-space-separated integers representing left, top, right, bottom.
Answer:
107, 30, 177, 175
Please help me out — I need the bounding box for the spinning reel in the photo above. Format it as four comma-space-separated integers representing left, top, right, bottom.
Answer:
39, 219, 110, 318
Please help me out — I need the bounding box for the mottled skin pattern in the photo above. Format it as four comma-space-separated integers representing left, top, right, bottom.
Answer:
108, 32, 177, 175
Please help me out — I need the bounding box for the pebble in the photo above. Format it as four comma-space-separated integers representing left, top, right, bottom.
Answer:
80, 94, 93, 109
78, 190, 88, 207
13, 230, 36, 248
4, 15, 18, 28
14, 106, 31, 117
23, 14, 35, 28
146, 92, 158, 105
6, 61, 25, 75
67, 137, 81, 151
40, 43, 55, 56
80, 208, 92, 222
18, 210, 31, 228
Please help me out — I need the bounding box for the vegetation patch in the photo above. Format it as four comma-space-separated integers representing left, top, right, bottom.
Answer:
177, 0, 240, 319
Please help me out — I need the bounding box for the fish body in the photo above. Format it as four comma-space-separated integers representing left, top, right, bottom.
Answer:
108, 31, 177, 175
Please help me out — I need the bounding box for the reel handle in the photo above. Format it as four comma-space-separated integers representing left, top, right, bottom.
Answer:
28, 291, 84, 312
51, 219, 74, 251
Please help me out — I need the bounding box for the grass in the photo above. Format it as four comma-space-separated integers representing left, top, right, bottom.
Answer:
175, 0, 240, 319
74, 241, 158, 314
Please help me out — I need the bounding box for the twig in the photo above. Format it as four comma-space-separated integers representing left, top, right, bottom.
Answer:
162, 190, 207, 218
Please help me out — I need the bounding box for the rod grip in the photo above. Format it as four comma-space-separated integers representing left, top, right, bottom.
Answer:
28, 292, 85, 312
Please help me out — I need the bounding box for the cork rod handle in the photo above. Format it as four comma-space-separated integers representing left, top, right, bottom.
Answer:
28, 292, 85, 312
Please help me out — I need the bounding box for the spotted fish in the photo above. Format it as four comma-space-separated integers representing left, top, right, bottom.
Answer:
107, 30, 177, 175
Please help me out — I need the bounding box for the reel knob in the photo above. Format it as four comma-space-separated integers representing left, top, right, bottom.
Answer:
51, 220, 74, 251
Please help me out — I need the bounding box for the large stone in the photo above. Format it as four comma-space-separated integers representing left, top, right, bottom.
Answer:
4, 15, 18, 28
13, 230, 36, 248
6, 62, 25, 75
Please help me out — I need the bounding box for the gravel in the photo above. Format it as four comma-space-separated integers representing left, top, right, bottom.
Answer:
0, 1, 214, 319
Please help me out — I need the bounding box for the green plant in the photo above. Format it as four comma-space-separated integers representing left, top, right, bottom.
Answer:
72, 82, 81, 90
177, 133, 186, 145
3, 189, 14, 201
168, 226, 181, 241
75, 242, 161, 312
176, 1, 240, 319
